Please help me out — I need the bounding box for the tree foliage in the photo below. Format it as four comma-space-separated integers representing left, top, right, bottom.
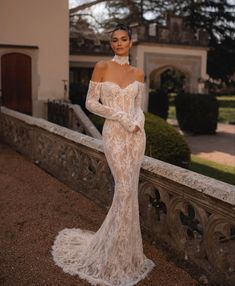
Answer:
172, 0, 235, 43
207, 36, 235, 85
103, 0, 168, 27
171, 0, 235, 85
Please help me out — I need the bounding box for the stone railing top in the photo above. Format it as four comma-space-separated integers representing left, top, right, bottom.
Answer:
142, 156, 235, 207
70, 104, 102, 139
1, 107, 235, 206
0, 107, 104, 153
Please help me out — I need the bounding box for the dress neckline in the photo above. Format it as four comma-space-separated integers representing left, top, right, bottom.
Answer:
112, 55, 129, 66
90, 80, 144, 90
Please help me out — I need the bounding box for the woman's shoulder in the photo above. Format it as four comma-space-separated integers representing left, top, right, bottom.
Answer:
95, 59, 116, 70
94, 60, 109, 70
132, 67, 144, 83
92, 60, 109, 81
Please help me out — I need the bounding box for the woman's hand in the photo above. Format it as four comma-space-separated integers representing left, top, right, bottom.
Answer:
133, 125, 141, 133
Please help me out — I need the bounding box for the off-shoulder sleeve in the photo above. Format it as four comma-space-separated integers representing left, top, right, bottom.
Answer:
85, 81, 137, 132
134, 82, 145, 130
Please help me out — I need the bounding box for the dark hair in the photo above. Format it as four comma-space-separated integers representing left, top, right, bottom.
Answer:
111, 23, 132, 39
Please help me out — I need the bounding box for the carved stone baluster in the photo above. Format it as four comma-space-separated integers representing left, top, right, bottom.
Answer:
204, 215, 235, 284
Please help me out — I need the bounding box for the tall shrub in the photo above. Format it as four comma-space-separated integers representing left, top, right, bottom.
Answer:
175, 93, 219, 134
145, 113, 190, 168
148, 89, 169, 120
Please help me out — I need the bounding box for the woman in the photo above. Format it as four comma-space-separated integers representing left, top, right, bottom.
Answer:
52, 23, 155, 286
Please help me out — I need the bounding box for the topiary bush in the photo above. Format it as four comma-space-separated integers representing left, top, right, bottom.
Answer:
89, 112, 191, 168
144, 112, 190, 167
148, 89, 169, 120
175, 92, 219, 134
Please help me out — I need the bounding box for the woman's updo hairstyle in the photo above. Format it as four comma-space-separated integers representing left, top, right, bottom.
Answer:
111, 23, 132, 40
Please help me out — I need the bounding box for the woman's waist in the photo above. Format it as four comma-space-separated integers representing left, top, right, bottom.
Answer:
102, 119, 145, 136
102, 102, 135, 114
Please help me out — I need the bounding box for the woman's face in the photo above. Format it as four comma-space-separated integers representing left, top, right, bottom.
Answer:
111, 30, 132, 56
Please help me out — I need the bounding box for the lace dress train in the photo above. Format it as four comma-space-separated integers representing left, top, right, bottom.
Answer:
52, 80, 155, 286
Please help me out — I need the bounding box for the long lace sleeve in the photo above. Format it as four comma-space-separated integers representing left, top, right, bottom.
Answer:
134, 82, 145, 130
85, 80, 137, 132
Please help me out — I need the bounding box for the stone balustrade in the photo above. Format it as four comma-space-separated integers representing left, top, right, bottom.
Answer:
47, 100, 102, 139
69, 104, 102, 139
0, 107, 234, 286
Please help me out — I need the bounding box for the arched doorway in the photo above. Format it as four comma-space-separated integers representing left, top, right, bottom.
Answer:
1, 53, 32, 115
148, 66, 187, 118
160, 68, 186, 93
149, 65, 187, 92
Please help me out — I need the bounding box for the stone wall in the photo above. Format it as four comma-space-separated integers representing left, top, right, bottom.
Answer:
0, 107, 234, 285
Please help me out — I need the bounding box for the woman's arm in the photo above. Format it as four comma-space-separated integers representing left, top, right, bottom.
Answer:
133, 68, 145, 131
85, 62, 137, 132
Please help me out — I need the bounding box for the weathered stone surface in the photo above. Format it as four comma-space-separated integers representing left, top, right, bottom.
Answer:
1, 107, 235, 286
1, 107, 103, 152
142, 156, 235, 206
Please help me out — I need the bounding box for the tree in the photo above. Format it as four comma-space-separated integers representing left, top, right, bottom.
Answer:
171, 0, 235, 87
69, 0, 110, 35
70, 0, 235, 41
70, 0, 108, 15
207, 36, 235, 85
103, 0, 168, 27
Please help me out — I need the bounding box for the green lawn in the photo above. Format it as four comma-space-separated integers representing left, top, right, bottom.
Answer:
218, 107, 235, 123
168, 106, 176, 119
190, 155, 235, 185
217, 95, 235, 101
167, 105, 235, 184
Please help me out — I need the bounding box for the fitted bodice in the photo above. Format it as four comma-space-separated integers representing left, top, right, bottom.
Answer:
100, 81, 140, 115
84, 80, 145, 133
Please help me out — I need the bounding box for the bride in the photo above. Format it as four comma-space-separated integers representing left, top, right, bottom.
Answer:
52, 23, 155, 286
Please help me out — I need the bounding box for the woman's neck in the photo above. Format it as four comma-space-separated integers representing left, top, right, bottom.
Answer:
112, 54, 129, 66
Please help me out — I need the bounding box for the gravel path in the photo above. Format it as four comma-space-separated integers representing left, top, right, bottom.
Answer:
0, 143, 198, 286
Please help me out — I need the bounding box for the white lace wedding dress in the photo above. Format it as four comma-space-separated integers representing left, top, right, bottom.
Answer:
52, 80, 155, 286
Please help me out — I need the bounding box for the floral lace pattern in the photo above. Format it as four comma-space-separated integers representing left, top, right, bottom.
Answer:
52, 80, 155, 286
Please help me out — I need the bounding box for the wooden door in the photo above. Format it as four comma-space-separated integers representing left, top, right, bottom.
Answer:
1, 53, 32, 115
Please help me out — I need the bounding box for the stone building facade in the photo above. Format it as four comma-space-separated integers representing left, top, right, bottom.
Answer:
70, 15, 209, 111
0, 0, 69, 118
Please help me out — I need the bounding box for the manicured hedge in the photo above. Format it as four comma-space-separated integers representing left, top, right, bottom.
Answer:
144, 112, 190, 167
175, 93, 219, 134
148, 90, 169, 120
89, 112, 191, 168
